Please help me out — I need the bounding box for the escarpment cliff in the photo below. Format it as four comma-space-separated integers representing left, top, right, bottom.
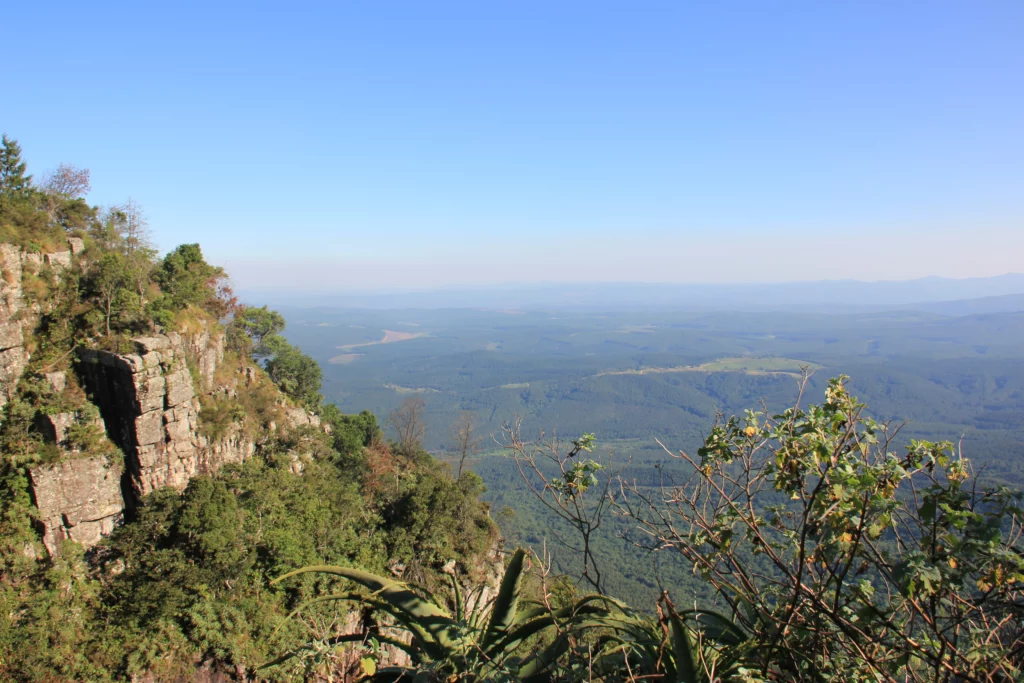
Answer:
78, 332, 229, 501
0, 239, 323, 555
66, 328, 322, 542
0, 142, 503, 683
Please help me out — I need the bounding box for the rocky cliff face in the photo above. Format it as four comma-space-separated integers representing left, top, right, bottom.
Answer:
76, 331, 267, 508
29, 455, 124, 555
80, 335, 212, 500
0, 244, 29, 410
0, 241, 75, 409
0, 240, 321, 555
27, 406, 125, 554
0, 241, 126, 554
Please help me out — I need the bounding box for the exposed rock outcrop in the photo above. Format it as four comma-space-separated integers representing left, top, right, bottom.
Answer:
171, 328, 224, 391
35, 411, 82, 445
29, 455, 124, 555
2, 238, 324, 554
27, 400, 124, 555
462, 543, 506, 616
44, 251, 71, 271
43, 371, 66, 393
0, 244, 27, 409
76, 328, 317, 514
284, 405, 321, 429
0, 240, 82, 409
77, 331, 243, 501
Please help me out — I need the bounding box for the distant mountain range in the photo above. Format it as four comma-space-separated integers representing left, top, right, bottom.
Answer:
240, 273, 1024, 313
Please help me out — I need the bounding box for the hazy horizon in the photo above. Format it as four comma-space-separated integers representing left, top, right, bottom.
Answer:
219, 224, 1024, 292
237, 272, 1024, 313
238, 271, 1024, 295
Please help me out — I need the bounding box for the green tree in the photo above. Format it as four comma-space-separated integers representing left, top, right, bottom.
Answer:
0, 134, 32, 205
226, 304, 323, 408
264, 340, 323, 408
91, 251, 136, 336
172, 477, 249, 584
151, 243, 224, 315
105, 200, 156, 314
227, 305, 286, 357
318, 406, 381, 456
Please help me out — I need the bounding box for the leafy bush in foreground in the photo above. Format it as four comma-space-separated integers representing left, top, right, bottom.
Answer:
614, 376, 1024, 681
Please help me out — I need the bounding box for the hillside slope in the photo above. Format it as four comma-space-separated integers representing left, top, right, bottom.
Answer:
0, 139, 496, 681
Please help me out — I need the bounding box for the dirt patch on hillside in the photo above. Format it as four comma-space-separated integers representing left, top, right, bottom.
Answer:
338, 330, 428, 350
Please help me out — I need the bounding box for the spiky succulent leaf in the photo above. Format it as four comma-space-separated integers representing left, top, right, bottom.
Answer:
486, 596, 619, 658
447, 572, 463, 625
669, 608, 700, 682
517, 633, 571, 680
682, 608, 748, 647
480, 548, 527, 651
272, 565, 459, 660
259, 632, 416, 671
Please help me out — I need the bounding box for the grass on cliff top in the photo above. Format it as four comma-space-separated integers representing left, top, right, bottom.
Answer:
200, 350, 291, 442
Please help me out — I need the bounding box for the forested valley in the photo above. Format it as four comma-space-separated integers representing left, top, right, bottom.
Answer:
2, 137, 1023, 681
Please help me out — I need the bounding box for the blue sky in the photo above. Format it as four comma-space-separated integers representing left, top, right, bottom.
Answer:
3, 1, 1022, 290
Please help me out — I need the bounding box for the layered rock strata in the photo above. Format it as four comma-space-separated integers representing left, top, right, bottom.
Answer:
77, 332, 250, 501
0, 240, 323, 553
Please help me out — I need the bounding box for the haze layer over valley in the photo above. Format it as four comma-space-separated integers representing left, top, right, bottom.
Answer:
268, 282, 1024, 603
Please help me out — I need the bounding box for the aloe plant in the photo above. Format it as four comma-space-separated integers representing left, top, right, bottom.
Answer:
263, 549, 620, 681
580, 599, 755, 682
263, 549, 752, 681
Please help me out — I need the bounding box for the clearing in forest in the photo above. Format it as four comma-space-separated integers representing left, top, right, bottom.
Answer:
595, 357, 820, 378
384, 384, 439, 394
337, 329, 428, 350
328, 353, 364, 364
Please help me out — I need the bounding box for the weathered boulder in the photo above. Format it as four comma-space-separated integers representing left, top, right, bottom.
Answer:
284, 406, 321, 429
67, 237, 86, 255
29, 456, 124, 555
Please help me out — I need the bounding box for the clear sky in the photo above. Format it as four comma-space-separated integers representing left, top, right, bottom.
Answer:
3, 1, 1022, 291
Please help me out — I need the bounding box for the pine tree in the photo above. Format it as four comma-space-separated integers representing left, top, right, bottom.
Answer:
0, 134, 32, 210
